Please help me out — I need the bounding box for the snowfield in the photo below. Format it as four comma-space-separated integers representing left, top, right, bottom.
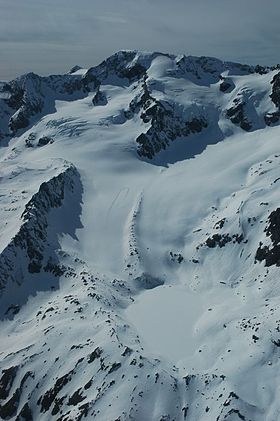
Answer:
0, 50, 280, 420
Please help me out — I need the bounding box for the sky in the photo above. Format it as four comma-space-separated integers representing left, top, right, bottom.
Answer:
0, 0, 279, 80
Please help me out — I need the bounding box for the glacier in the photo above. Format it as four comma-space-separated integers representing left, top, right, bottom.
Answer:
0, 50, 280, 420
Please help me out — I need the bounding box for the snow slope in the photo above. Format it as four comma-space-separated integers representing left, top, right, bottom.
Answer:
1, 50, 280, 420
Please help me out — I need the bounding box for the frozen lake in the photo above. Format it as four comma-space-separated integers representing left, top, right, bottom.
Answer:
126, 285, 206, 363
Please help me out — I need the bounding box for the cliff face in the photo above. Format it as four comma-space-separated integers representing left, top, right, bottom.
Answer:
0, 161, 82, 318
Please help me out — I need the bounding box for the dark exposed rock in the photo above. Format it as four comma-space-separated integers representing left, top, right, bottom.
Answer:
255, 243, 269, 263
0, 388, 21, 419
226, 98, 252, 131
44, 260, 67, 277
69, 65, 82, 74
205, 233, 244, 248
133, 273, 164, 290
174, 55, 254, 84
1, 70, 99, 139
7, 73, 44, 134
39, 370, 73, 412
68, 389, 85, 406
84, 378, 93, 390
217, 391, 252, 421
214, 218, 226, 229
125, 78, 154, 119
80, 72, 99, 90
0, 371, 33, 419
77, 402, 91, 419
25, 132, 36, 147
92, 88, 108, 106
108, 362, 121, 374
183, 374, 196, 387
170, 251, 184, 263
220, 78, 235, 93
255, 208, 280, 266
122, 73, 210, 158
9, 111, 30, 133
88, 347, 102, 363
15, 403, 33, 421
270, 72, 280, 108
0, 366, 18, 400
121, 347, 133, 357
38, 136, 53, 147
136, 97, 208, 159
83, 50, 150, 88
265, 72, 280, 126
223, 409, 246, 420
4, 304, 20, 316
265, 208, 280, 244
0, 164, 79, 299
28, 260, 42, 273
254, 65, 269, 75
51, 397, 65, 416
182, 406, 189, 419
223, 391, 239, 407
6, 86, 25, 110
264, 110, 280, 125
120, 63, 146, 82
272, 339, 280, 347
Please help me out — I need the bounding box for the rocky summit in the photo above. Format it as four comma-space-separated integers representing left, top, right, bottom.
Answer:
1, 50, 280, 421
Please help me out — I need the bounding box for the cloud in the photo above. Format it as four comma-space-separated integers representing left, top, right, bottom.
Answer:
0, 0, 279, 80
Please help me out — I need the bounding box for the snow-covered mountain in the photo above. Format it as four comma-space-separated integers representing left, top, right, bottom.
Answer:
1, 50, 280, 421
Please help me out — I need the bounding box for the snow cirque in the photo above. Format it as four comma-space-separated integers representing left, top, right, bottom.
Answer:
0, 50, 280, 420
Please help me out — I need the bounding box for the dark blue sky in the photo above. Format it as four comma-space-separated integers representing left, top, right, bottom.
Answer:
1, 0, 279, 80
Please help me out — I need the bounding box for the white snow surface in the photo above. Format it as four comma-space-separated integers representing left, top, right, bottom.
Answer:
0, 51, 280, 420
125, 285, 207, 362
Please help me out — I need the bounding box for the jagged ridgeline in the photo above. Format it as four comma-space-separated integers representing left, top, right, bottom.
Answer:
0, 51, 279, 157
1, 51, 280, 421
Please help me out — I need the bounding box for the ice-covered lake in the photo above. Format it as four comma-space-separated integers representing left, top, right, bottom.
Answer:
126, 285, 206, 363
